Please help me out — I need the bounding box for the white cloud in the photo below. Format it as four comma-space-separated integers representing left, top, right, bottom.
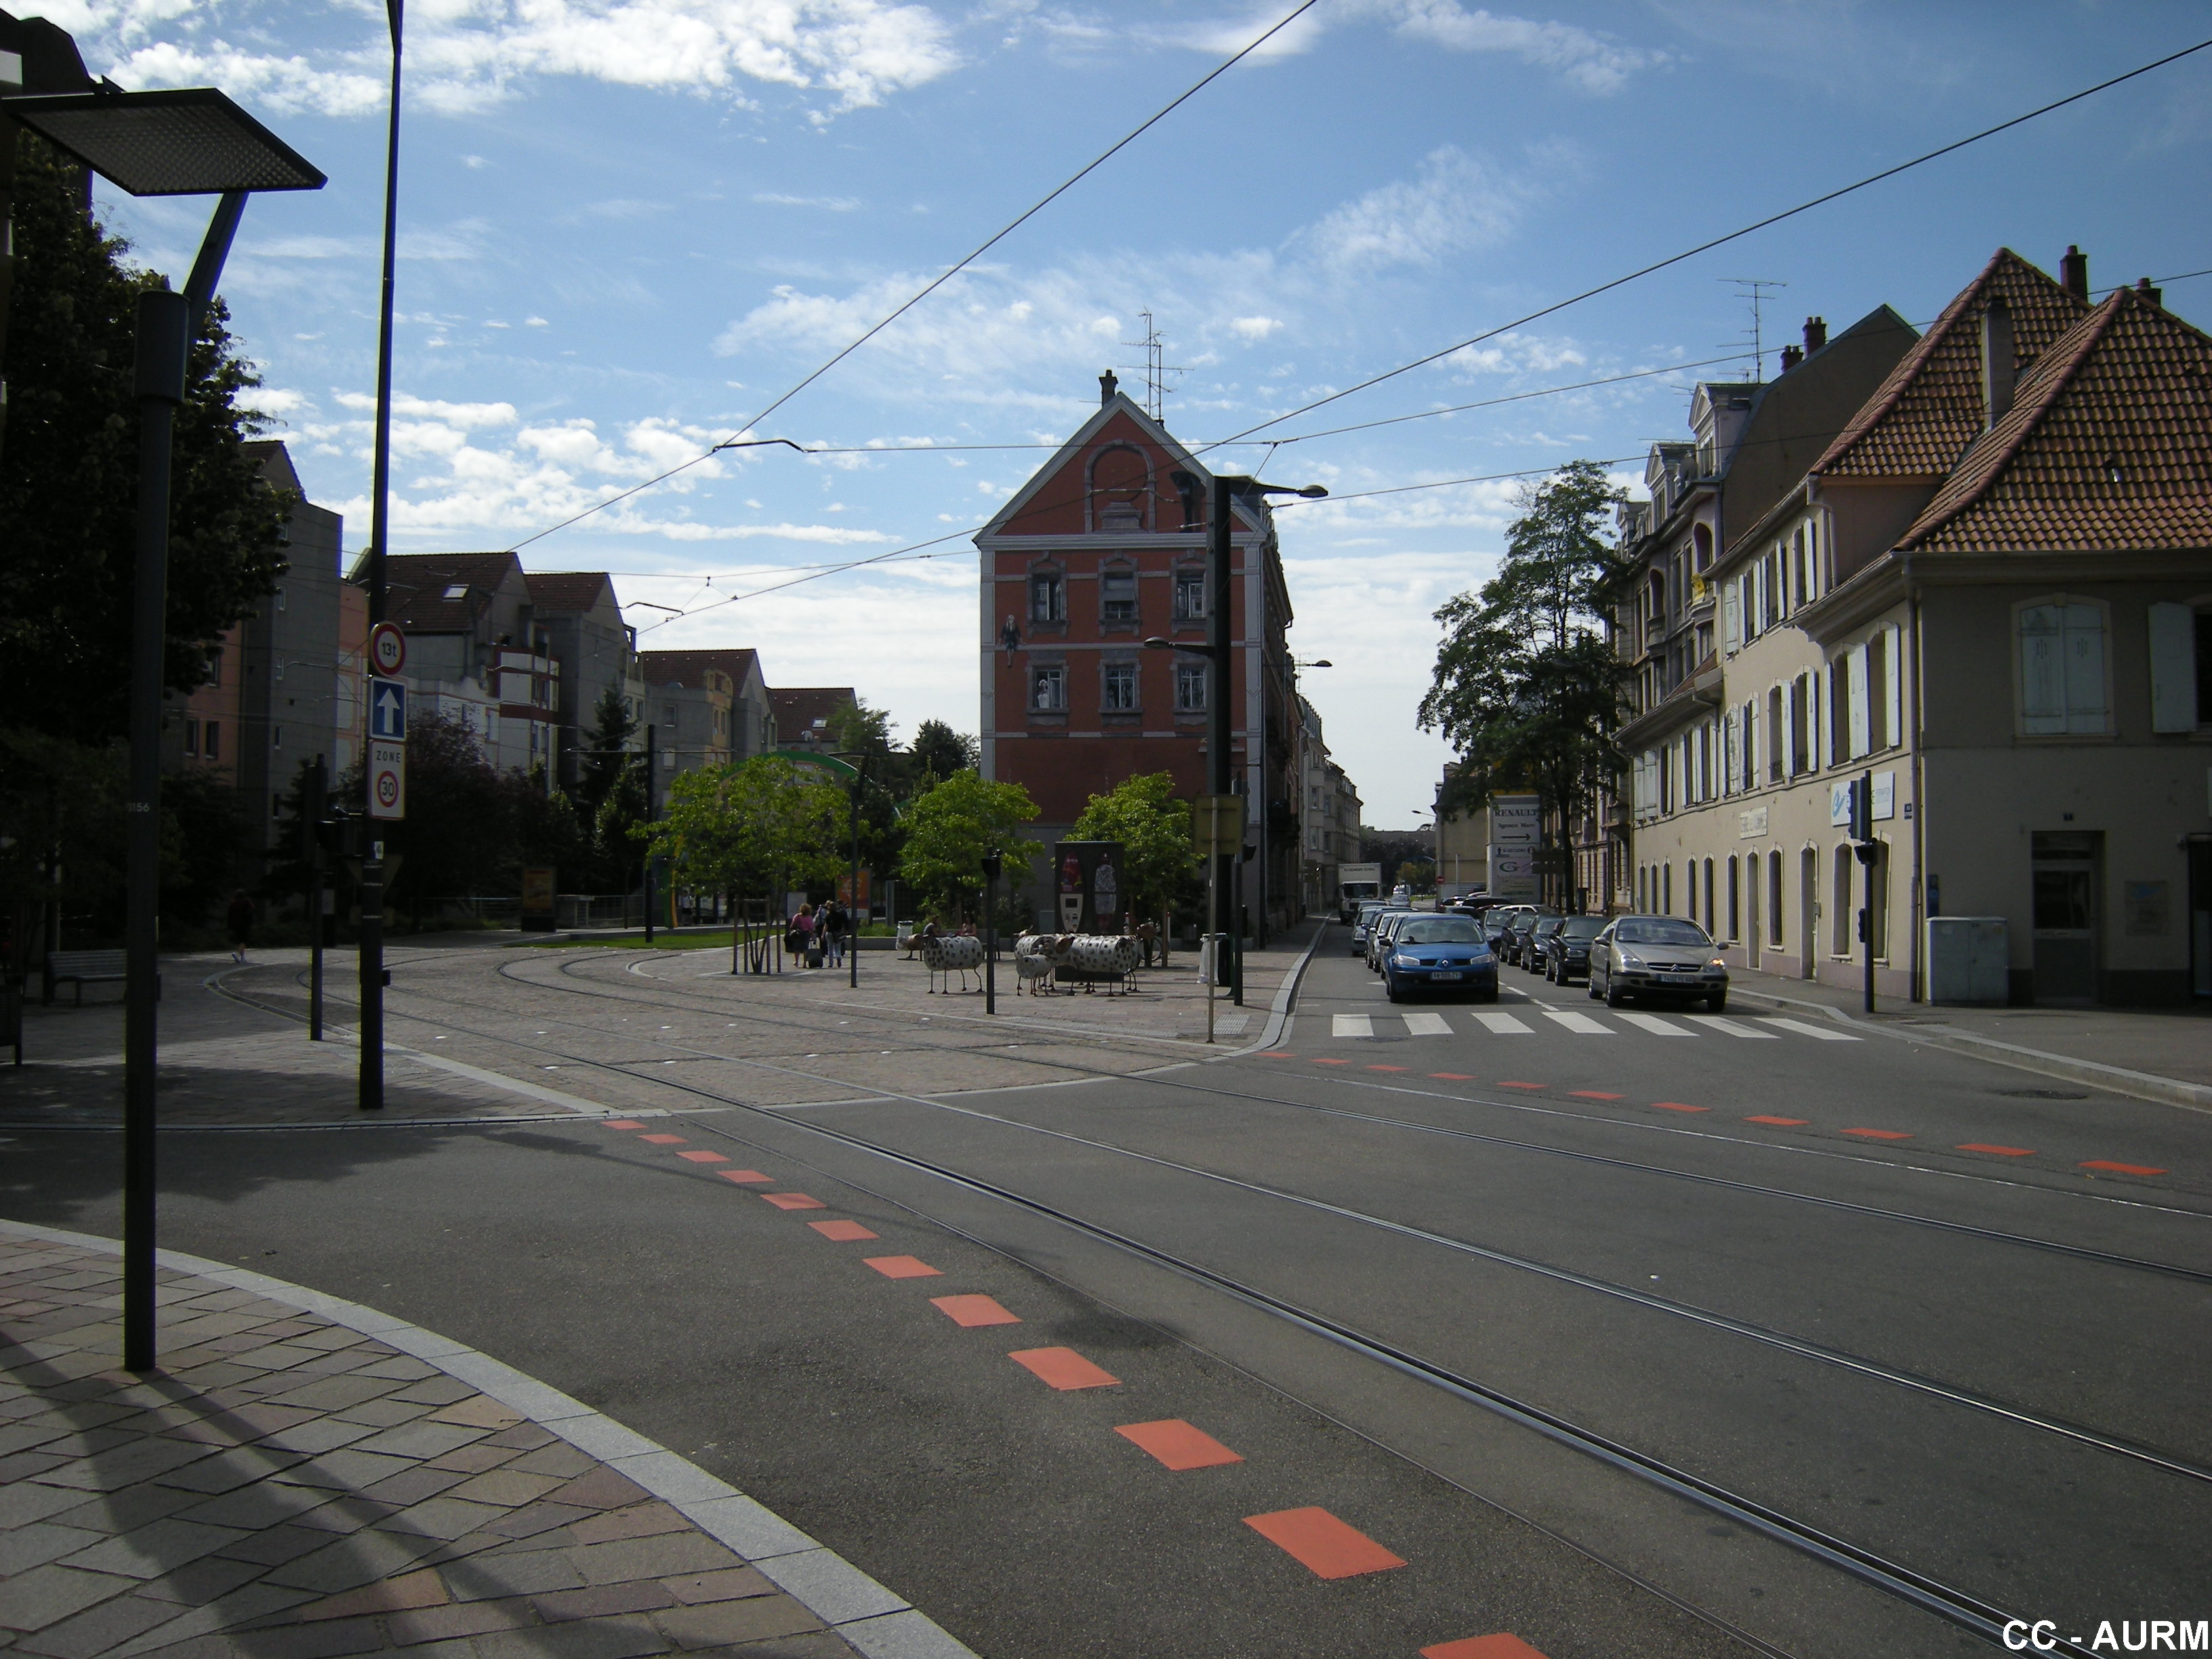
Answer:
1231, 315, 1282, 340
1293, 145, 1526, 275
753, 192, 863, 210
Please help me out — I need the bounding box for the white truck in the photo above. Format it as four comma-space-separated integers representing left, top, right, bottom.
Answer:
1337, 863, 1382, 922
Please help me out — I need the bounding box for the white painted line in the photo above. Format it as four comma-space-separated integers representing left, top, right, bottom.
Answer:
1471, 1011, 1533, 1034
1687, 1015, 1778, 1039
1616, 1012, 1693, 1036
1401, 1012, 1452, 1036
1544, 1011, 1614, 1035
1332, 1013, 1375, 1038
1759, 1016, 1862, 1042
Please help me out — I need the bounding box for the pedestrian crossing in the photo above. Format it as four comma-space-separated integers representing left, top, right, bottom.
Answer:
1326, 1009, 1857, 1042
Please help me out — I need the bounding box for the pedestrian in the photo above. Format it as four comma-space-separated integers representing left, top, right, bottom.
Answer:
822, 901, 846, 966
226, 890, 255, 963
794, 902, 820, 967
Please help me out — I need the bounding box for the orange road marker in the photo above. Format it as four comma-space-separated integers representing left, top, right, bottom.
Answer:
808, 1219, 880, 1240
761, 1193, 826, 1210
1115, 1419, 1242, 1470
677, 1150, 727, 1164
1843, 1128, 1912, 1140
1242, 1507, 1405, 1578
638, 1133, 687, 1145
1429, 1072, 1475, 1080
1008, 1347, 1119, 1390
1422, 1637, 1553, 1658
1957, 1143, 2034, 1158
717, 1170, 775, 1185
1569, 1090, 1624, 1100
863, 1256, 942, 1279
2081, 1160, 2167, 1176
1497, 1081, 1547, 1090
1745, 1115, 1808, 1126
1651, 1101, 1708, 1113
930, 1294, 1021, 1327
602, 1120, 646, 1130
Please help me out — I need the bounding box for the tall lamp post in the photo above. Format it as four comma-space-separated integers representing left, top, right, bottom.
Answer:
831, 752, 873, 988
4, 85, 323, 1371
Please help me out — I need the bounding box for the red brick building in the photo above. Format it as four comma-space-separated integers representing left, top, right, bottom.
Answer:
977, 375, 1303, 934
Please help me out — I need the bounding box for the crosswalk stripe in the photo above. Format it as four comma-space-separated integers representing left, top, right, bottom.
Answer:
1471, 1011, 1532, 1035
1543, 1011, 1612, 1035
1758, 1016, 1860, 1042
1402, 1012, 1452, 1036
1616, 1012, 1692, 1036
1331, 1013, 1374, 1038
1687, 1015, 1778, 1038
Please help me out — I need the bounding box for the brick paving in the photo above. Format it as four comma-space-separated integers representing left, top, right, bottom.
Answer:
0, 1234, 865, 1658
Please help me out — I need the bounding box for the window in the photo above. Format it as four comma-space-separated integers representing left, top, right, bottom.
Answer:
204, 721, 219, 760
1031, 665, 1067, 712
1832, 846, 1853, 955
1174, 568, 1206, 621
1100, 569, 1137, 626
272, 724, 282, 750
1102, 660, 1138, 712
1788, 676, 1810, 775
184, 718, 200, 758
1766, 686, 1784, 783
2197, 609, 2212, 726
1767, 849, 1784, 947
1662, 862, 1673, 914
1029, 570, 1065, 624
274, 586, 287, 613
1703, 859, 1715, 929
2018, 601, 2107, 735
1727, 855, 1740, 941
1174, 660, 1208, 712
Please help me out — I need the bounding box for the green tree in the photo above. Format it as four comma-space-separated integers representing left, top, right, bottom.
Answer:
636, 755, 844, 910
908, 719, 977, 783
1418, 460, 1628, 901
575, 684, 638, 819
829, 695, 894, 758
898, 770, 1042, 922
1068, 771, 1197, 931
0, 131, 290, 746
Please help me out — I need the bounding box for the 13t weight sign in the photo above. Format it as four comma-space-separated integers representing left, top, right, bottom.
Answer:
369, 621, 407, 678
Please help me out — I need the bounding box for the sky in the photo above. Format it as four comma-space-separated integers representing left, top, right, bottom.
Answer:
47, 0, 2212, 825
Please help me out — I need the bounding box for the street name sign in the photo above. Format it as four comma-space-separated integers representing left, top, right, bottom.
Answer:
369, 621, 407, 678
369, 680, 407, 741
368, 740, 406, 821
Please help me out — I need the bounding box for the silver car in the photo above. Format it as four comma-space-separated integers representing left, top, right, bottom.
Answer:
1367, 909, 1416, 972
1588, 916, 1730, 1012
1349, 902, 1389, 956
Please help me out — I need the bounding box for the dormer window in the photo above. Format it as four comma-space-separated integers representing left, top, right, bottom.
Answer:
443, 583, 469, 600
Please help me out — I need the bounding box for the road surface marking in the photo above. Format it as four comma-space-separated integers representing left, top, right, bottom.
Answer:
638, 1133, 687, 1145
677, 1150, 727, 1164
1242, 1508, 1406, 1578
1651, 1101, 1708, 1113
930, 1294, 1020, 1326
863, 1256, 942, 1278
1422, 1637, 1554, 1659
1472, 1012, 1532, 1034
1687, 1015, 1777, 1038
1957, 1144, 2034, 1158
1569, 1090, 1624, 1100
1008, 1347, 1119, 1389
1543, 1011, 1612, 1035
717, 1170, 775, 1185
602, 1120, 646, 1130
1312, 1058, 1349, 1066
1366, 1064, 1409, 1072
1758, 1017, 1860, 1041
1745, 1115, 1809, 1126
1616, 1012, 1692, 1036
1332, 1014, 1375, 1038
1403, 1012, 1453, 1036
2081, 1160, 2168, 1176
1843, 1128, 1912, 1140
1429, 1072, 1475, 1080
1115, 1420, 1243, 1470
761, 1193, 826, 1210
1498, 1081, 1548, 1090
808, 1219, 879, 1240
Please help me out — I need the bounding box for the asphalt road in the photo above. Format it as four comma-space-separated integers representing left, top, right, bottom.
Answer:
5, 933, 2207, 1659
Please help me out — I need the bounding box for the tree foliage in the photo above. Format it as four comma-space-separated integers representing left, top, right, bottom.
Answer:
1068, 771, 1197, 926
898, 770, 1041, 922
636, 755, 844, 902
908, 719, 977, 783
1418, 460, 1629, 859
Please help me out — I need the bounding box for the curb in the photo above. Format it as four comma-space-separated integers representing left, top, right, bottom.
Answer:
1721, 985, 2212, 1114
0, 1218, 982, 1659
1227, 921, 1329, 1059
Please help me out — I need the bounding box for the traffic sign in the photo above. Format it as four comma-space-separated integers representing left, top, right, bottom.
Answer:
369, 621, 407, 678
369, 680, 407, 741
367, 740, 406, 821
1191, 793, 1244, 855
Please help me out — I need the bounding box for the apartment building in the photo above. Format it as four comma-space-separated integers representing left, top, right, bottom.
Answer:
371, 552, 562, 780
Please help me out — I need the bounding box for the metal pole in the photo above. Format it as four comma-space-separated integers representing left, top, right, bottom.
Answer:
123, 285, 188, 1373
848, 760, 863, 989
643, 724, 657, 945
984, 863, 998, 1015
306, 755, 326, 1039
361, 0, 402, 1115
1862, 771, 1877, 1015
1208, 475, 1242, 1012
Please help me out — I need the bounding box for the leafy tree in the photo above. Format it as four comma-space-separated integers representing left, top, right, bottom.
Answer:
592, 767, 649, 893
1068, 771, 1197, 931
0, 731, 123, 953
829, 695, 894, 758
636, 754, 843, 912
0, 130, 290, 745
575, 684, 638, 819
1418, 460, 1627, 901
160, 769, 247, 925
909, 719, 977, 782
1393, 859, 1435, 895
898, 770, 1041, 922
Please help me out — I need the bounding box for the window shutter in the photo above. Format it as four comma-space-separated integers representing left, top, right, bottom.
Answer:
1780, 684, 1796, 777
2019, 605, 2066, 733
1847, 646, 1870, 758
1723, 581, 1740, 654
1880, 626, 1902, 749
2062, 604, 2106, 734
2148, 601, 2197, 733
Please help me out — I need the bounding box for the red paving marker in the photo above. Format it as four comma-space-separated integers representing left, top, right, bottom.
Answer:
1429, 1072, 1475, 1081
717, 1170, 775, 1185
677, 1150, 728, 1164
1367, 1064, 1409, 1072
761, 1193, 826, 1210
638, 1133, 687, 1145
1568, 1090, 1624, 1100
1958, 1143, 2035, 1158
602, 1120, 646, 1130
930, 1294, 1021, 1328
1498, 1081, 1547, 1090
1313, 1058, 1350, 1067
1242, 1508, 1406, 1579
1746, 1115, 1809, 1126
808, 1219, 880, 1240
1422, 1637, 1553, 1659
1115, 1419, 1242, 1471
1008, 1347, 1120, 1390
2082, 1160, 2169, 1176
1651, 1101, 1709, 1113
1844, 1128, 1912, 1141
863, 1256, 943, 1279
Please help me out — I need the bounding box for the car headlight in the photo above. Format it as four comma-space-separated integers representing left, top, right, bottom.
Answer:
1616, 949, 1643, 967
1709, 957, 1727, 969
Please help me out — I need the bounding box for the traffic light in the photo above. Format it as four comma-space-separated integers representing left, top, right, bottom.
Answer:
1847, 775, 1872, 842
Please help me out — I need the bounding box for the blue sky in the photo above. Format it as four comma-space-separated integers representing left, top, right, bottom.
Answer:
57, 0, 2212, 823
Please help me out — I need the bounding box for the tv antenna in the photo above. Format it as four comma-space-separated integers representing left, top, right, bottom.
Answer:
1720, 279, 1786, 381
1120, 310, 1186, 421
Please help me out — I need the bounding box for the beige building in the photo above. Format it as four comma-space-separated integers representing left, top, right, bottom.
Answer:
1622, 247, 2211, 1005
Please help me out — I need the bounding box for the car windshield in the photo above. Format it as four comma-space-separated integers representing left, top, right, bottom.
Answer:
1397, 918, 1481, 945
1532, 918, 1565, 937
1616, 918, 1715, 947
1559, 917, 1607, 939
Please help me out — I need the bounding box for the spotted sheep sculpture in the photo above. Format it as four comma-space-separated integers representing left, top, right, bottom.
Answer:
1013, 933, 1075, 994
919, 933, 985, 993
1014, 932, 1139, 994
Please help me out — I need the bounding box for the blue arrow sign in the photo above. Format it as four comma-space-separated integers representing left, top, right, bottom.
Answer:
370, 680, 407, 741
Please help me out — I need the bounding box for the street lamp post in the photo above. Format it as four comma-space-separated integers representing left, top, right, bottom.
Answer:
5, 84, 323, 1370
830, 750, 873, 988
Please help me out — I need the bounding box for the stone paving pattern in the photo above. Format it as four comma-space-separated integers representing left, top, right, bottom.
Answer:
0, 1236, 859, 1658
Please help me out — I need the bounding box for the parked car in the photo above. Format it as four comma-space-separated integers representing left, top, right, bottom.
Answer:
1391, 883, 1412, 906
1542, 916, 1609, 983
1381, 914, 1500, 1003
1501, 907, 1560, 968
1480, 907, 1521, 955
1368, 909, 1416, 971
1349, 902, 1389, 956
1519, 915, 1566, 970
1588, 916, 1730, 1011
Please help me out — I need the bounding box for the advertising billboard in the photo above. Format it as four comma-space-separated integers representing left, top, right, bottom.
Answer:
1053, 840, 1126, 934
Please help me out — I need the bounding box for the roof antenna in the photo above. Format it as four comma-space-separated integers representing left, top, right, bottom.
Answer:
1720, 279, 1786, 382
1119, 310, 1186, 422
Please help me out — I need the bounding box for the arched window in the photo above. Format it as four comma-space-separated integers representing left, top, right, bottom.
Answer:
1767, 849, 1784, 947
1086, 444, 1151, 533
1727, 855, 1740, 941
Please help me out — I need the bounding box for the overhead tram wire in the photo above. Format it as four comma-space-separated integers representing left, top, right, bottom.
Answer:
502, 0, 1324, 560
1198, 34, 2212, 455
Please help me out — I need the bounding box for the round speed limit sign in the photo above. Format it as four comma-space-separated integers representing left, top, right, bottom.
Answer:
369, 621, 407, 678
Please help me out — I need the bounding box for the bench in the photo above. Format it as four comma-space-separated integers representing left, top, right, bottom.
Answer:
45, 949, 127, 1006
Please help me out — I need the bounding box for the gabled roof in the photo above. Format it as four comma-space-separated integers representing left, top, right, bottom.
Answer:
525, 571, 620, 616
1896, 287, 2212, 553
1811, 249, 2087, 480
638, 649, 760, 692
362, 551, 526, 633
975, 390, 1269, 542
771, 687, 855, 739
242, 440, 304, 499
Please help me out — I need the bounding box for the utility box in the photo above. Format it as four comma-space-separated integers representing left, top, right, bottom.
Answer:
1200, 934, 1229, 987
1927, 916, 2008, 1005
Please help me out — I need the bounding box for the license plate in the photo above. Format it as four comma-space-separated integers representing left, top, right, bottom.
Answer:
1430, 971, 1463, 982
1662, 972, 1699, 985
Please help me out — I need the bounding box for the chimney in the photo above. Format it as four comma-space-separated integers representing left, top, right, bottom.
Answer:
2135, 276, 2163, 308
1099, 369, 1119, 406
2060, 245, 2089, 302
1778, 344, 1803, 374
1981, 295, 2015, 431
1803, 316, 1827, 352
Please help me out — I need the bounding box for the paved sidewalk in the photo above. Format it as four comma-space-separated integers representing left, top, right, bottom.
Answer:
1721, 964, 2212, 1109
0, 1228, 966, 1659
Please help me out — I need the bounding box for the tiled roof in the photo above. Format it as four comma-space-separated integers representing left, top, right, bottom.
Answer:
1811, 249, 2087, 480
1898, 287, 2212, 553
524, 571, 618, 615
770, 687, 856, 741
638, 649, 760, 691
371, 552, 524, 634
242, 440, 303, 497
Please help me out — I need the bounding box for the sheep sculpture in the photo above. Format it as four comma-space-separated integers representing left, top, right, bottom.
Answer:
918, 933, 985, 994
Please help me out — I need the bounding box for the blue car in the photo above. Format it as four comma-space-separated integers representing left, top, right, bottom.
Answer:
1383, 914, 1500, 1003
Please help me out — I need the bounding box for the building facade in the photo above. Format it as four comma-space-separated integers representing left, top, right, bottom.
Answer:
526, 572, 641, 793
368, 552, 562, 779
